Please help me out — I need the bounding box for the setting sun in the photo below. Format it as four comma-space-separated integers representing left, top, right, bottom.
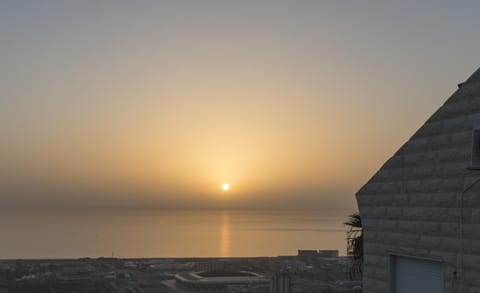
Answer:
222, 183, 230, 191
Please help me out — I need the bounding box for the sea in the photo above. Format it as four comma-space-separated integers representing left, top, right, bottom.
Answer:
0, 209, 353, 259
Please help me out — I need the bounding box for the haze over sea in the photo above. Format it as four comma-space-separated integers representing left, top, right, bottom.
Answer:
0, 209, 350, 259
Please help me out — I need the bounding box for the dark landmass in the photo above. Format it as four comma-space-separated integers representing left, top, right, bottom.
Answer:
0, 250, 361, 292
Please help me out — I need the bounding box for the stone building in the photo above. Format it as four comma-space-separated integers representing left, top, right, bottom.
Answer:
357, 68, 480, 293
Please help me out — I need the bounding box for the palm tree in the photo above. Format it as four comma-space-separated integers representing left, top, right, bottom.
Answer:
345, 212, 363, 278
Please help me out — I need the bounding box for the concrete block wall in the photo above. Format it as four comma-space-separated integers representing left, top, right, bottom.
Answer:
356, 76, 480, 292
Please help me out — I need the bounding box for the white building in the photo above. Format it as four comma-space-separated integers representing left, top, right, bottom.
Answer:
171, 270, 269, 292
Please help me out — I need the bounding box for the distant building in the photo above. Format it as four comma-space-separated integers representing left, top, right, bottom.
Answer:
172, 270, 270, 291
298, 250, 318, 260
270, 273, 291, 293
228, 283, 270, 293
195, 260, 226, 272
317, 250, 339, 258
357, 68, 480, 292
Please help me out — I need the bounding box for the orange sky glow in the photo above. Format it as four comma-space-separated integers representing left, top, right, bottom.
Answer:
2, 1, 480, 210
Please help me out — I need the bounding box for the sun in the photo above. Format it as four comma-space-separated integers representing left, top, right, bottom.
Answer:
222, 183, 230, 191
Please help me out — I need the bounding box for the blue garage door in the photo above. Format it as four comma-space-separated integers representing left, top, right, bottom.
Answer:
394, 256, 443, 293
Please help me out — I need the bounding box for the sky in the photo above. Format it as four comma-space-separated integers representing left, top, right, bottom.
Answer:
2, 1, 480, 210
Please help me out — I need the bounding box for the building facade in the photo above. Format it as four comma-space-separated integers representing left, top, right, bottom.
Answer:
357, 68, 480, 292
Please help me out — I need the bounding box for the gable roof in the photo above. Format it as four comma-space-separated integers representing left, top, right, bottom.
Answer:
357, 67, 480, 197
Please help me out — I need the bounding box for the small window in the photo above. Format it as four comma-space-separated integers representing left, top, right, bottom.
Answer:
471, 129, 480, 169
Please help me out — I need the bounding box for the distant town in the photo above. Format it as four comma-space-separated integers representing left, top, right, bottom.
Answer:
0, 250, 361, 293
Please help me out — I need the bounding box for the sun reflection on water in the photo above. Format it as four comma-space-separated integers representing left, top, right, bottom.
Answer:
220, 212, 231, 257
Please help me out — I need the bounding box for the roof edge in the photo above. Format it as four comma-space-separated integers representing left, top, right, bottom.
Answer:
465, 67, 480, 84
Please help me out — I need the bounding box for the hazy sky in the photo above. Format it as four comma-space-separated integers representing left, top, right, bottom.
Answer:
2, 1, 480, 210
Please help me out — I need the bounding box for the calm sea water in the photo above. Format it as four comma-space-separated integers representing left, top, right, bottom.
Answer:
0, 209, 352, 259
